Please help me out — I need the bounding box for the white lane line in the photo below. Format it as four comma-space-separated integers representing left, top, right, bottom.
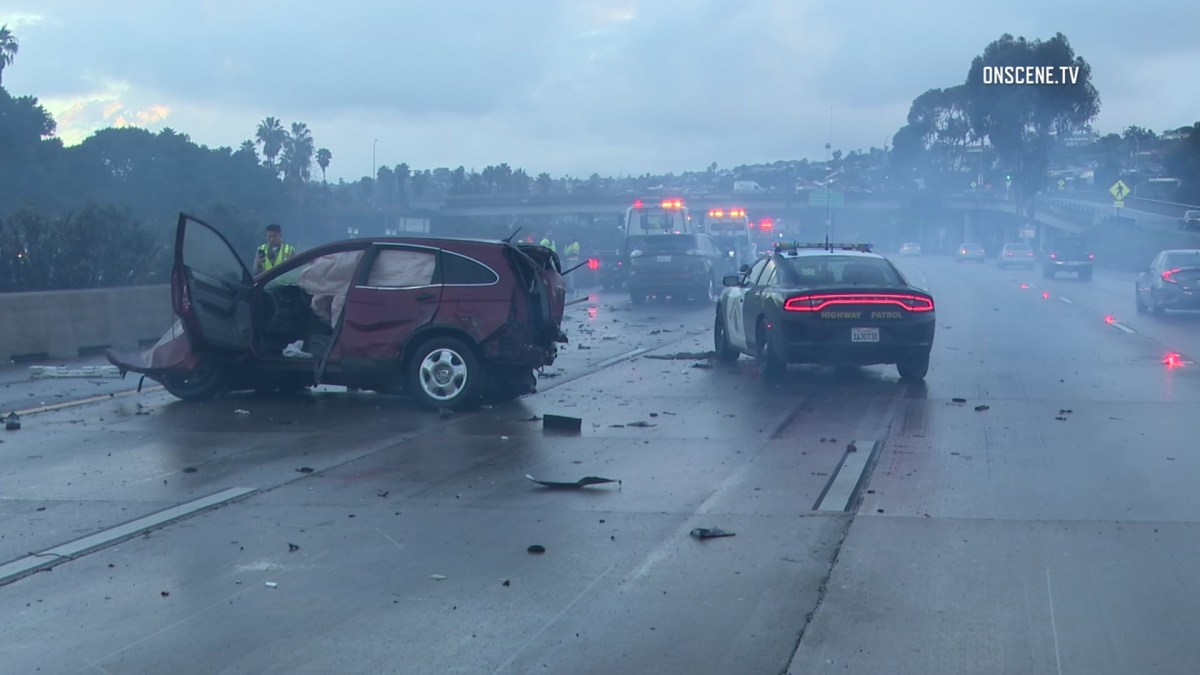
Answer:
0, 486, 258, 586
1059, 297, 1073, 304
815, 441, 877, 512
1112, 321, 1136, 334
591, 347, 649, 369
1047, 568, 1065, 675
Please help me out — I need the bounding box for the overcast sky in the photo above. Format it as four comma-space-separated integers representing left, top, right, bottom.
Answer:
3, 1, 1199, 182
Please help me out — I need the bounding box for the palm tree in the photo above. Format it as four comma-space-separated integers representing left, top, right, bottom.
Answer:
316, 148, 332, 183
0, 25, 18, 86
281, 122, 314, 183
254, 117, 286, 172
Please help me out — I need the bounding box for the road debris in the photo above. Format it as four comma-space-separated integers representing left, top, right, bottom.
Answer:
951, 398, 967, 404
502, 579, 511, 587
234, 409, 250, 415
524, 415, 542, 422
265, 582, 279, 588
430, 575, 447, 581
526, 474, 621, 489
626, 421, 655, 428
1059, 409, 1073, 414
527, 545, 546, 554
1055, 416, 1068, 421
5, 412, 19, 431
161, 591, 170, 597
296, 467, 315, 473
537, 371, 561, 379
377, 490, 389, 498
974, 405, 990, 412
182, 467, 198, 474
29, 365, 122, 380
288, 543, 300, 552
543, 414, 583, 433
644, 351, 716, 361
692, 362, 713, 369
690, 527, 736, 540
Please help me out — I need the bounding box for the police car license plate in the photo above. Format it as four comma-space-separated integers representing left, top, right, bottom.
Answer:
851, 327, 880, 343
656, 255, 672, 262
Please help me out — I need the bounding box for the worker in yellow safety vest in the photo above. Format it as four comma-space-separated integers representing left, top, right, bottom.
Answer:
563, 239, 581, 292
539, 232, 557, 252
255, 223, 296, 274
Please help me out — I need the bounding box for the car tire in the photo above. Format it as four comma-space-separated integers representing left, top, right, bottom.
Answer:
896, 352, 930, 381
1150, 290, 1165, 316
755, 319, 785, 381
1135, 290, 1147, 314
161, 361, 230, 401
407, 336, 484, 411
714, 312, 739, 362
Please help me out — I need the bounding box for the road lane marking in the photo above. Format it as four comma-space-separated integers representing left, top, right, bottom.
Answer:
1059, 297, 1073, 304
15, 385, 165, 416
590, 347, 649, 369
814, 441, 878, 512
0, 486, 257, 587
1047, 568, 1065, 675
1111, 321, 1136, 334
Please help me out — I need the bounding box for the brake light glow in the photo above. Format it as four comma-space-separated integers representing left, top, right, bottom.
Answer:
783, 293, 934, 312
760, 219, 774, 230
1050, 253, 1057, 259
1020, 283, 1030, 289
587, 258, 600, 271
633, 199, 644, 208
709, 209, 724, 218
1163, 268, 1181, 283
661, 199, 684, 209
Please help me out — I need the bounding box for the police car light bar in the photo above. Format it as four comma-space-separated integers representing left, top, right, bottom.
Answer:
773, 242, 874, 253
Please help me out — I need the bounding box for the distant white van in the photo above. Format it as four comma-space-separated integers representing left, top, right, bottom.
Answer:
733, 181, 766, 194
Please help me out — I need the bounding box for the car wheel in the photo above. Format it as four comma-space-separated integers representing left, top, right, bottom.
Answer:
630, 290, 646, 305
160, 361, 230, 401
755, 319, 785, 381
407, 336, 484, 410
1135, 289, 1147, 314
1150, 290, 1165, 316
896, 352, 930, 381
714, 312, 739, 362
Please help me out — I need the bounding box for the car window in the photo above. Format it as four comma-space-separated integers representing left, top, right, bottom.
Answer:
781, 256, 901, 286
441, 251, 499, 285
746, 258, 769, 285
366, 248, 438, 287
183, 222, 245, 284
636, 235, 698, 252
1164, 251, 1200, 268
751, 259, 776, 287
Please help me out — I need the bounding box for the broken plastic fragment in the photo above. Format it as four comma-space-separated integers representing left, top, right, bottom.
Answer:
626, 421, 655, 428
288, 543, 300, 552
690, 527, 736, 540
296, 467, 315, 473
951, 398, 967, 404
430, 575, 447, 581
974, 405, 989, 412
234, 409, 250, 415
543, 414, 583, 432
527, 545, 546, 554
282, 340, 313, 358
5, 412, 21, 431
265, 582, 278, 588
526, 474, 621, 489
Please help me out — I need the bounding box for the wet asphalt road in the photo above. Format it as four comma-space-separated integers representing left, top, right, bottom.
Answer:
1, 257, 1198, 675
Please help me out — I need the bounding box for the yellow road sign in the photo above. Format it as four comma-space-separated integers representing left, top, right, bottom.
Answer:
1109, 180, 1131, 201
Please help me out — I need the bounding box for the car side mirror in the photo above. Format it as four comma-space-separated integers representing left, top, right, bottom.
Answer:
723, 275, 742, 288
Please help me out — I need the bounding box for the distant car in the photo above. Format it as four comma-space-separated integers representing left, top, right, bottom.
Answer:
899, 243, 922, 256
713, 242, 935, 381
998, 242, 1036, 268
1042, 236, 1094, 280
1136, 249, 1200, 315
1182, 210, 1200, 232
107, 213, 568, 410
627, 233, 732, 304
589, 250, 628, 290
955, 243, 986, 263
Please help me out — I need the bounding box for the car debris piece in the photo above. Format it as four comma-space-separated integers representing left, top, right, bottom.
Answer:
527, 545, 546, 554
288, 543, 300, 552
377, 490, 389, 498
29, 365, 122, 380
502, 579, 511, 587
690, 527, 736, 540
1055, 416, 1067, 421
5, 412, 19, 431
182, 467, 198, 474
692, 362, 712, 369
524, 415, 542, 422
543, 414, 583, 433
626, 421, 655, 428
526, 474, 621, 489
951, 398, 967, 404
282, 340, 313, 359
1059, 409, 1073, 414
644, 351, 717, 361
234, 409, 250, 415
265, 582, 279, 588
537, 371, 561, 379
974, 405, 990, 412
296, 467, 315, 473
430, 575, 447, 581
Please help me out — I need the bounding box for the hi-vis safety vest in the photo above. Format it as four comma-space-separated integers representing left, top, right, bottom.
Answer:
540, 238, 557, 252
564, 242, 580, 259
258, 243, 296, 271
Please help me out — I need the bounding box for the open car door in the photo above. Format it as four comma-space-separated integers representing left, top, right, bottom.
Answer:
172, 213, 254, 355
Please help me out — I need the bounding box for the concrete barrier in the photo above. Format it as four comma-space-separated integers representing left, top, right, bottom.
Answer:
0, 285, 172, 361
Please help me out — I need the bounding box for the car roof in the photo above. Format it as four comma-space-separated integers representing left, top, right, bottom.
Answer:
1164, 249, 1200, 255
775, 249, 885, 260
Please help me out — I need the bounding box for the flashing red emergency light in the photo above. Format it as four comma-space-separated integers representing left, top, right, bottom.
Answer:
586, 258, 600, 271
661, 199, 684, 209
709, 209, 725, 218
632, 199, 644, 209
759, 218, 774, 230
1164, 352, 1185, 369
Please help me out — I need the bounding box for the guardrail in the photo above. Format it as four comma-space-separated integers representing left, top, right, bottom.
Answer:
0, 285, 172, 362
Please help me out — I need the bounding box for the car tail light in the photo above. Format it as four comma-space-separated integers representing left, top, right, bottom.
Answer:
1163, 267, 1182, 283
783, 293, 934, 312
1088, 253, 1095, 260
587, 258, 600, 270
633, 200, 643, 208
1050, 253, 1057, 259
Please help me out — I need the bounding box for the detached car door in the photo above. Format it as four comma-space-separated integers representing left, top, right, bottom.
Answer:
173, 213, 254, 355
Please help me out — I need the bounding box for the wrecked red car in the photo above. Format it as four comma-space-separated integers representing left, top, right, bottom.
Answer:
108, 213, 568, 409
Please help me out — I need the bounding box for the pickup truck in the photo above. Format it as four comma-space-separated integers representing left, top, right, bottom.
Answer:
1042, 236, 1095, 280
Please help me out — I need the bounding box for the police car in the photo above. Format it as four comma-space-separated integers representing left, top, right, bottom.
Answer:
713, 242, 936, 381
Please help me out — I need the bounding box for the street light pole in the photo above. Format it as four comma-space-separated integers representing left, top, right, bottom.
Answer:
372, 139, 378, 181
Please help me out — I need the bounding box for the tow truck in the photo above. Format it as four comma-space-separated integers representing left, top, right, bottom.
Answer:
703, 207, 757, 269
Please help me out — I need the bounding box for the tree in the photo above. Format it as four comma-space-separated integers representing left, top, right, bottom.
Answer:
535, 172, 553, 194
0, 25, 17, 86
1165, 122, 1200, 204
281, 122, 314, 184
962, 33, 1099, 203
316, 148, 332, 183
255, 117, 287, 172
